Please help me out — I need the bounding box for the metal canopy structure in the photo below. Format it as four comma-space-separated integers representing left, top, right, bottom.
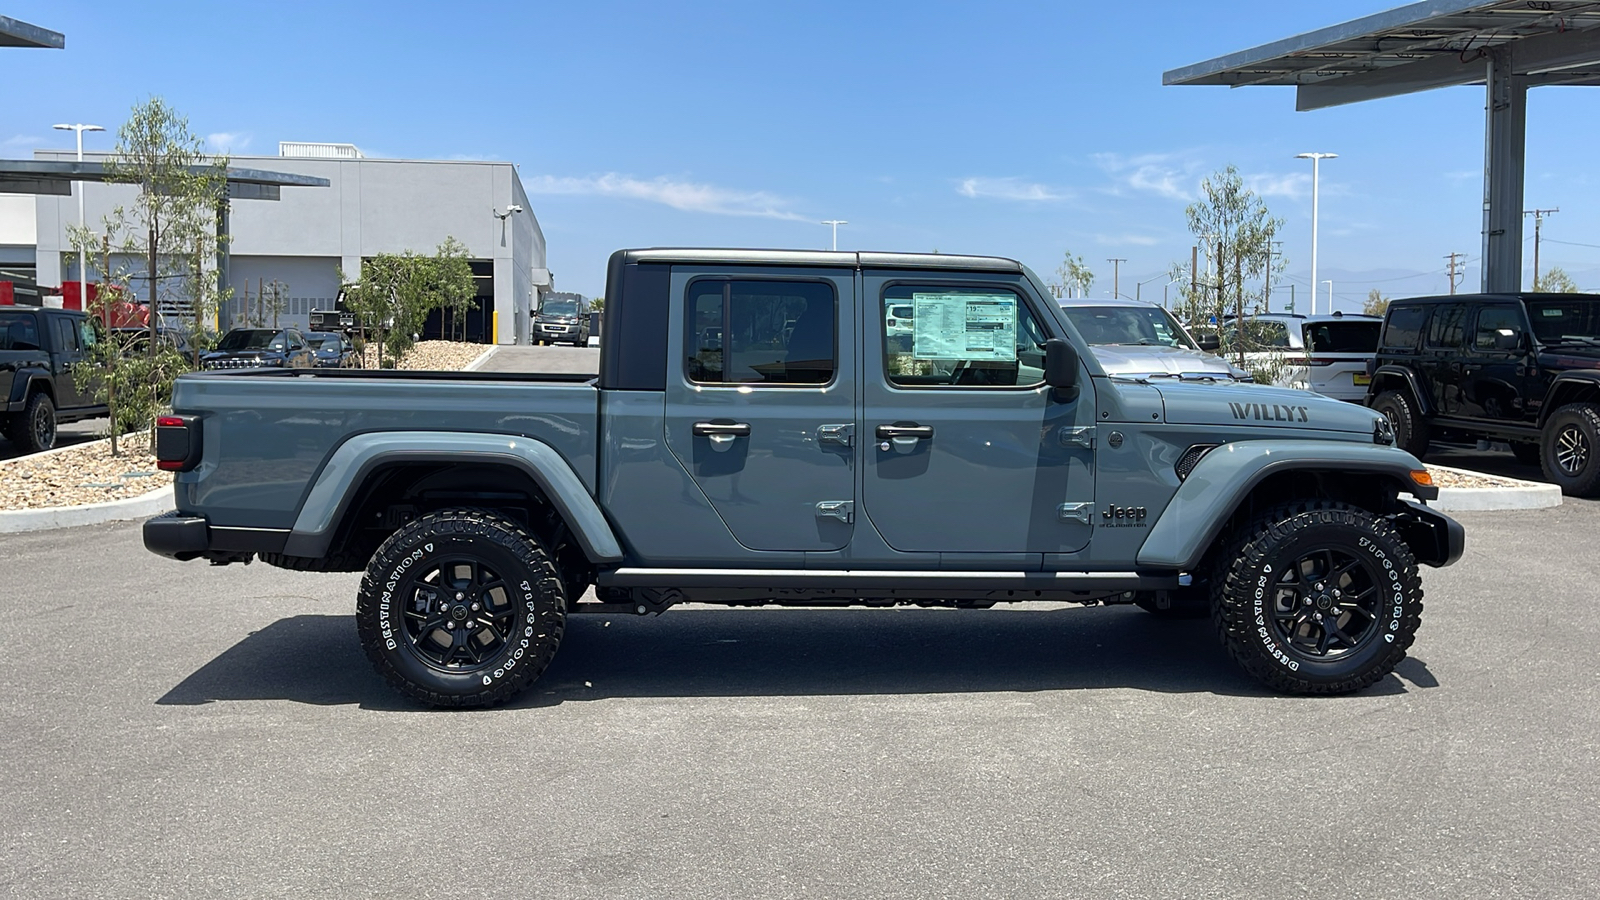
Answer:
1164, 1, 1600, 293
0, 159, 329, 299
0, 14, 63, 48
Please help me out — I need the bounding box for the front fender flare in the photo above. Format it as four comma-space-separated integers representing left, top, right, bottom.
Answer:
1136, 440, 1434, 571
281, 431, 624, 564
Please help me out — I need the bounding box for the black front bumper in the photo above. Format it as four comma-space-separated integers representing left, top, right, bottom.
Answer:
1392, 499, 1466, 568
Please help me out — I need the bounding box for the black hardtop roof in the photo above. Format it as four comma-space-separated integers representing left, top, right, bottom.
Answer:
610, 247, 1023, 273
1391, 292, 1600, 305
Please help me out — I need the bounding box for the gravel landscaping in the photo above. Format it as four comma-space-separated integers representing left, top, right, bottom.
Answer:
0, 431, 169, 511
361, 339, 490, 371
1427, 466, 1532, 489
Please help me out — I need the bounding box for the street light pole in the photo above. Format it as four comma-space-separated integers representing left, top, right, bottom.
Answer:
53, 122, 105, 311
821, 220, 848, 251
1295, 152, 1337, 315
1106, 258, 1126, 299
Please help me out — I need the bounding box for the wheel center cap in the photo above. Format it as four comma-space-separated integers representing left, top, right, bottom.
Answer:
1315, 595, 1334, 611
450, 605, 470, 622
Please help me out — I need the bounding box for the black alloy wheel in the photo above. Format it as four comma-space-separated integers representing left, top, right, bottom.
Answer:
356, 508, 567, 707
1541, 403, 1600, 497
9, 392, 57, 454
1212, 500, 1423, 695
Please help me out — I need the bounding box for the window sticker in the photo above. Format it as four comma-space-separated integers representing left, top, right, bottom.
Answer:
911, 293, 1017, 361
1542, 308, 1564, 317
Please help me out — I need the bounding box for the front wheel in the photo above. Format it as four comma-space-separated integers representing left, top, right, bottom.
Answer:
356, 508, 567, 707
1212, 501, 1423, 695
6, 392, 56, 454
1541, 403, 1600, 497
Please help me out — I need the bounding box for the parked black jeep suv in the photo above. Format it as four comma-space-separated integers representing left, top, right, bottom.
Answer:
1367, 292, 1600, 496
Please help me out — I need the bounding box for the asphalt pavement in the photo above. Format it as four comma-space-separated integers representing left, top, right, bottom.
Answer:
0, 416, 105, 462
2, 499, 1597, 899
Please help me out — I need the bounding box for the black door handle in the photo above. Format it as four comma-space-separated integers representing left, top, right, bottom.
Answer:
693, 421, 751, 437
876, 423, 934, 440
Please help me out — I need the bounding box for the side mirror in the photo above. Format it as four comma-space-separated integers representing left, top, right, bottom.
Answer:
1197, 334, 1221, 352
1494, 330, 1522, 351
1045, 338, 1079, 391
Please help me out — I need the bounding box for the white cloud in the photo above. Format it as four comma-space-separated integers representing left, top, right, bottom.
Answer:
3, 134, 46, 150
1093, 151, 1205, 202
525, 173, 804, 220
1094, 233, 1161, 247
206, 131, 252, 153
956, 176, 1071, 202
449, 152, 500, 161
1246, 171, 1311, 200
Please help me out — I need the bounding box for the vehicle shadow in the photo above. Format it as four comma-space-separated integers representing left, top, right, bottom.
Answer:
157, 606, 1435, 709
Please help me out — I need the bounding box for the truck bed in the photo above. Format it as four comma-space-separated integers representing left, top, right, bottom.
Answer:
169, 369, 601, 530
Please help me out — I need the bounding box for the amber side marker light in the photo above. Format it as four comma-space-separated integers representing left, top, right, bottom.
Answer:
1410, 469, 1434, 487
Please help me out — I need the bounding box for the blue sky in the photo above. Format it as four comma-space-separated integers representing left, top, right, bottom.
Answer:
5, 0, 1597, 305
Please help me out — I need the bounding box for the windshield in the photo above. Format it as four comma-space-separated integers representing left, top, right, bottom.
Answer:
540, 301, 579, 317
1063, 306, 1197, 349
305, 334, 341, 349
1527, 298, 1600, 344
215, 329, 279, 351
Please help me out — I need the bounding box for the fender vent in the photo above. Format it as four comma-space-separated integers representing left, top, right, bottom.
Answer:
1176, 444, 1218, 481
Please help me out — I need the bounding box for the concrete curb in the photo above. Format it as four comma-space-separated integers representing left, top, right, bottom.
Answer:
463, 346, 497, 371
0, 484, 173, 534
1429, 464, 1563, 512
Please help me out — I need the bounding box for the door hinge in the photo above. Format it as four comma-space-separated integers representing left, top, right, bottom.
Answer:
1058, 502, 1093, 525
1058, 426, 1095, 449
815, 500, 855, 523
818, 423, 854, 448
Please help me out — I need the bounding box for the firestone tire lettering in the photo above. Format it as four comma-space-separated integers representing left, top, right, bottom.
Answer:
355, 507, 567, 708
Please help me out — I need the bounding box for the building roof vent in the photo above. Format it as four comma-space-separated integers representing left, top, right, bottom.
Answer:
278, 142, 364, 159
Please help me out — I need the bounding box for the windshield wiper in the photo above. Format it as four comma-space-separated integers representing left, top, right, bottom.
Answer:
1542, 335, 1600, 348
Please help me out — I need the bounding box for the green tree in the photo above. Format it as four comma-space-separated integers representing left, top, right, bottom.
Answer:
1165, 165, 1286, 375
1050, 250, 1095, 299
340, 237, 476, 367
588, 296, 605, 314
1535, 266, 1579, 293
1363, 289, 1390, 317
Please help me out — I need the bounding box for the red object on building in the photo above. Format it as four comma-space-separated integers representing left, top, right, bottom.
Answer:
62, 280, 99, 311
0, 282, 13, 305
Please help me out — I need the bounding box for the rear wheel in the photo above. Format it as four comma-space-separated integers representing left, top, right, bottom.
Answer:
1541, 403, 1600, 497
1211, 501, 1423, 695
6, 392, 56, 454
356, 508, 567, 707
1373, 390, 1430, 457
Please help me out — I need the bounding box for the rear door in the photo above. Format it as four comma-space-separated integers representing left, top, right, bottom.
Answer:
663, 267, 857, 552
859, 270, 1096, 558
46, 314, 93, 409
1461, 303, 1535, 421
1421, 303, 1468, 415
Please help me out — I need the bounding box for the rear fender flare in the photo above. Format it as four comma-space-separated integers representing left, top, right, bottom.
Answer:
282, 431, 623, 564
8, 369, 54, 407
1136, 440, 1435, 571
1370, 365, 1433, 416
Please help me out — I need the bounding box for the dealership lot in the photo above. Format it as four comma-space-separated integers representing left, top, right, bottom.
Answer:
1, 498, 1595, 899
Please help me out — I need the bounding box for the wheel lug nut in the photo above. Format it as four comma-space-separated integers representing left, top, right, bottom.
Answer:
455, 592, 465, 601
471, 603, 480, 611
447, 622, 455, 630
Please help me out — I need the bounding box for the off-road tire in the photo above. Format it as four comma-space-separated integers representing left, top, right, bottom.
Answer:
6, 391, 57, 454
1212, 501, 1423, 695
1540, 403, 1600, 497
356, 507, 566, 707
1373, 390, 1430, 458
1511, 442, 1541, 466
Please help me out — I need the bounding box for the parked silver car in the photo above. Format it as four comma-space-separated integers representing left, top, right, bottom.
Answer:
1060, 298, 1248, 382
1221, 313, 1381, 402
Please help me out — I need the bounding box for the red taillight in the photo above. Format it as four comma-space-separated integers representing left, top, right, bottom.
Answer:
157, 416, 183, 428
155, 415, 201, 472
157, 459, 184, 471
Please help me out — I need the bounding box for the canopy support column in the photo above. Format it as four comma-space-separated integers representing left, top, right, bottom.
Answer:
1481, 45, 1527, 293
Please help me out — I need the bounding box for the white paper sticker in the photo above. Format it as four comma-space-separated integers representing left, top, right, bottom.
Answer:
911, 293, 1017, 361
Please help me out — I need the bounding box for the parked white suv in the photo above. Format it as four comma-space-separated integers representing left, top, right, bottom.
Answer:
1060, 298, 1248, 382
1220, 312, 1381, 402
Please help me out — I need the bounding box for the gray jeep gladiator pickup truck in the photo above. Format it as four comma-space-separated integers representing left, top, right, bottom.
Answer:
144, 248, 1463, 706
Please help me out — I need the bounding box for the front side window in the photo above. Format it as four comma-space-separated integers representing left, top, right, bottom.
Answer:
686, 279, 835, 385
883, 285, 1047, 388
1425, 304, 1468, 349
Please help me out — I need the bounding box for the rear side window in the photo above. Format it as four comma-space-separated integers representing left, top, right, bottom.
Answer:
1222, 319, 1290, 349
1425, 304, 1468, 349
1472, 305, 1524, 351
1303, 321, 1379, 353
686, 279, 835, 385
1381, 306, 1426, 350
0, 312, 41, 351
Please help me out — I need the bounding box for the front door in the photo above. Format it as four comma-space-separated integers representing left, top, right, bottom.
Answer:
1461, 304, 1533, 422
859, 272, 1095, 556
663, 268, 857, 552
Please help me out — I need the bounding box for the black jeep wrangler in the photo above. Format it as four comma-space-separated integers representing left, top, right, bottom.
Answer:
1367, 292, 1600, 496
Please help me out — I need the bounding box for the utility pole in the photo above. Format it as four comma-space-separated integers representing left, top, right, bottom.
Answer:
1445, 252, 1465, 295
1107, 258, 1125, 299
1189, 245, 1198, 316
1523, 208, 1558, 289
1266, 240, 1282, 311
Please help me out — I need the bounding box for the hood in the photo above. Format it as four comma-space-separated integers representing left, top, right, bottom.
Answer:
1153, 380, 1386, 436
1090, 344, 1248, 380
203, 348, 283, 360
